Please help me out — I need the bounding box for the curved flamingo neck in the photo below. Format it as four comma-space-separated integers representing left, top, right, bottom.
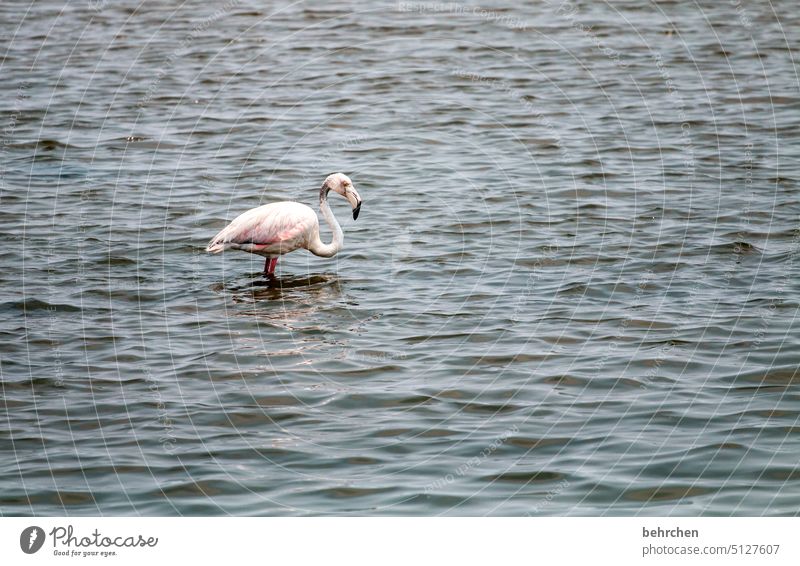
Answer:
308, 188, 343, 258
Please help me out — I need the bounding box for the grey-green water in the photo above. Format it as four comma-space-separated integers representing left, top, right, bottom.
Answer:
2, 0, 800, 515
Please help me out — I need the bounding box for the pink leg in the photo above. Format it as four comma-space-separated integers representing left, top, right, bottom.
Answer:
264, 256, 278, 276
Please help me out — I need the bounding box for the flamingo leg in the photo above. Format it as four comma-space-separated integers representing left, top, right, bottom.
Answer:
264, 256, 278, 276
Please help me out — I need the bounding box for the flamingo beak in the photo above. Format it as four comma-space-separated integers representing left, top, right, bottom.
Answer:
346, 187, 362, 220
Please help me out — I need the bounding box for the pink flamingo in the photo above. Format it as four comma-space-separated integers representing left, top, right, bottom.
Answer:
206, 173, 362, 276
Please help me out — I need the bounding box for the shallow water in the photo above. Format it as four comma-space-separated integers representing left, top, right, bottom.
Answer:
2, 0, 800, 515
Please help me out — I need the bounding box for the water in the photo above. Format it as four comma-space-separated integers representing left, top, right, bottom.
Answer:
2, 0, 800, 516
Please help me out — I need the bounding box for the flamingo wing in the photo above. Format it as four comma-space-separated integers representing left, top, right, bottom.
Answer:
206, 202, 317, 255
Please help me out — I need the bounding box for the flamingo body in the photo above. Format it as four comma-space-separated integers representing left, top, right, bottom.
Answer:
206, 173, 362, 276
206, 201, 318, 257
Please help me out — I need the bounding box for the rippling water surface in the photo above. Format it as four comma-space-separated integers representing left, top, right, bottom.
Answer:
2, 0, 800, 515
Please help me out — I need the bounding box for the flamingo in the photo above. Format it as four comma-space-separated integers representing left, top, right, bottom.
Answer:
206, 173, 362, 276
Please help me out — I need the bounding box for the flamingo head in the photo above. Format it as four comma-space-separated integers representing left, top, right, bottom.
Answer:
322, 173, 362, 220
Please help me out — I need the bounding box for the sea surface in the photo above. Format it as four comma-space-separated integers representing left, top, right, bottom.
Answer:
2, 0, 800, 516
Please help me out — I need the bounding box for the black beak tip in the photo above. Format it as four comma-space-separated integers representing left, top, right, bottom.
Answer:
353, 202, 361, 220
